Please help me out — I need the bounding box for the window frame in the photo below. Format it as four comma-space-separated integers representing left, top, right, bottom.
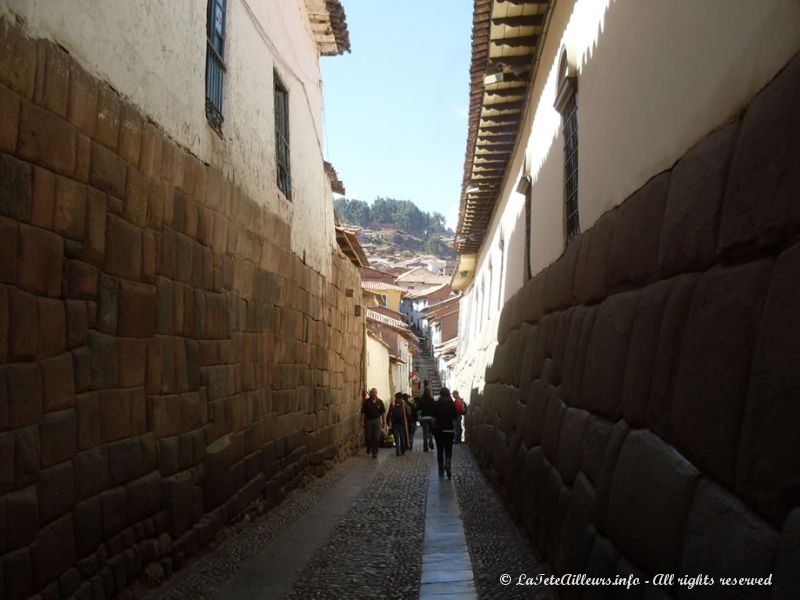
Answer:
205, 0, 227, 133
274, 70, 292, 200
555, 48, 580, 243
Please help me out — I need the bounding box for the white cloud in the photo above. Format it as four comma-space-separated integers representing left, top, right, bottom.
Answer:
454, 105, 469, 120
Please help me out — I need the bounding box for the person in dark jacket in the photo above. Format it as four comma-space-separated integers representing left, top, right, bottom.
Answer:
360, 388, 385, 458
386, 392, 410, 456
403, 393, 418, 449
418, 388, 436, 452
432, 388, 458, 479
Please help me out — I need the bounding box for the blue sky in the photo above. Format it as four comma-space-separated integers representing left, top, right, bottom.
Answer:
320, 1, 473, 231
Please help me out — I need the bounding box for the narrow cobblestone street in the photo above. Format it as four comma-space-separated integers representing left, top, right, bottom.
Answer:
137, 436, 551, 599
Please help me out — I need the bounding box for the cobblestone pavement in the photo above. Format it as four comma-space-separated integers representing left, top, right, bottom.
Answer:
452, 444, 553, 600
138, 462, 350, 600
284, 450, 429, 600
138, 440, 549, 600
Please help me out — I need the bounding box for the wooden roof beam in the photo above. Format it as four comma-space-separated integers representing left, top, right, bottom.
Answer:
492, 35, 539, 48
491, 14, 546, 28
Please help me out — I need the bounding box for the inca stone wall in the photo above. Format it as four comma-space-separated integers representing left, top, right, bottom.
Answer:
0, 19, 364, 599
466, 52, 800, 598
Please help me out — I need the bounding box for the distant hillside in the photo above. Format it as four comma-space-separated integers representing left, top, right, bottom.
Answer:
334, 197, 456, 259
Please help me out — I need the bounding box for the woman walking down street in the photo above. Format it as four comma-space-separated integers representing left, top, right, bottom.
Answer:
432, 388, 458, 479
418, 388, 436, 452
386, 393, 410, 456
403, 393, 418, 449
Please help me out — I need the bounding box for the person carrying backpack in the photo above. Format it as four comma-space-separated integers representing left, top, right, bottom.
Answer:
432, 388, 458, 479
453, 390, 466, 444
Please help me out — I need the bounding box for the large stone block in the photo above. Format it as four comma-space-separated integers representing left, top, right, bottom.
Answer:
6, 361, 42, 427
593, 420, 629, 534
559, 305, 593, 407
0, 216, 17, 285
646, 273, 699, 441
100, 486, 126, 538
118, 337, 146, 388
31, 513, 76, 589
67, 61, 98, 137
18, 101, 76, 176
0, 82, 20, 156
581, 290, 639, 420
65, 298, 88, 348
125, 472, 161, 524
39, 408, 77, 467
660, 123, 737, 277
107, 436, 146, 486
541, 388, 566, 465
544, 236, 581, 313
607, 172, 669, 291
621, 279, 672, 428
90, 141, 125, 198
8, 287, 37, 360
41, 352, 74, 412
38, 460, 75, 524
0, 18, 36, 99
89, 330, 118, 390
37, 297, 66, 359
83, 186, 106, 265
75, 391, 100, 450
579, 417, 613, 487
2, 546, 34, 600
73, 446, 109, 499
34, 40, 70, 119
18, 223, 63, 297
104, 215, 142, 280
119, 100, 143, 166
53, 175, 87, 241
555, 472, 597, 580
720, 53, 800, 255
736, 242, 800, 524
72, 497, 103, 565
574, 209, 616, 304
607, 430, 700, 575
0, 153, 32, 223
6, 484, 38, 549
582, 535, 620, 600
679, 478, 776, 595
555, 407, 590, 485
773, 508, 800, 600
671, 260, 772, 487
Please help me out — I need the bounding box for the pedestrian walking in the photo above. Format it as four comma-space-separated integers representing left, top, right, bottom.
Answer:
432, 388, 458, 479
403, 393, 418, 449
386, 393, 410, 456
453, 390, 466, 444
361, 388, 385, 458
418, 388, 436, 452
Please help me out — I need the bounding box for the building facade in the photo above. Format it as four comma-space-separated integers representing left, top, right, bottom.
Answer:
0, 1, 363, 597
452, 0, 800, 591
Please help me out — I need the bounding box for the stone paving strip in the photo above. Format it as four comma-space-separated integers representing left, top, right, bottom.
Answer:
137, 461, 351, 599
283, 449, 429, 600
453, 445, 553, 600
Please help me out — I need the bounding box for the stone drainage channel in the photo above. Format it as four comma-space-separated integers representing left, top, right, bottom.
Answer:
137, 437, 550, 600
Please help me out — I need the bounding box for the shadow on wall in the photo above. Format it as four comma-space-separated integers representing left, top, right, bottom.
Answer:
464, 51, 800, 598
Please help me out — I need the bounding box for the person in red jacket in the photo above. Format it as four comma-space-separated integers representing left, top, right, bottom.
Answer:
453, 390, 466, 444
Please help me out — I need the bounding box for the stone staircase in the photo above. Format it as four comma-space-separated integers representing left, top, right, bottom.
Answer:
414, 332, 442, 397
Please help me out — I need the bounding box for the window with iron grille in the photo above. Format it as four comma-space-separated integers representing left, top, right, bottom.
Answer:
555, 48, 579, 243
274, 71, 291, 200
562, 94, 580, 241
205, 0, 226, 133
524, 185, 532, 280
